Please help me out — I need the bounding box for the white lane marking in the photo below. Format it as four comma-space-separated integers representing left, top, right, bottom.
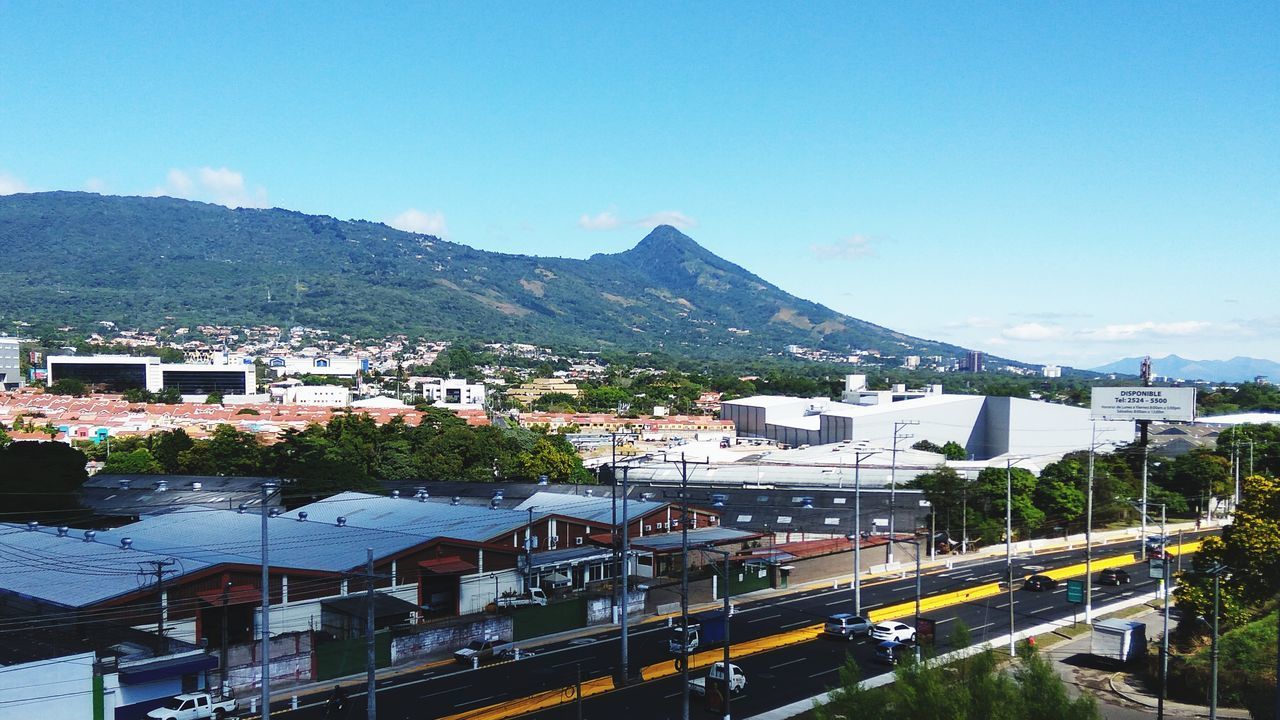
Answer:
809, 667, 838, 678
769, 657, 807, 670
748, 613, 783, 623
456, 694, 501, 707
780, 619, 811, 629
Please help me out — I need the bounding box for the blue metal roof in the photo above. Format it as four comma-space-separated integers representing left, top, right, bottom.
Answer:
514, 491, 669, 526
286, 492, 533, 544
0, 524, 215, 608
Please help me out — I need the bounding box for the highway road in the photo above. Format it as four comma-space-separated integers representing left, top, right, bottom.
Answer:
272, 533, 1202, 720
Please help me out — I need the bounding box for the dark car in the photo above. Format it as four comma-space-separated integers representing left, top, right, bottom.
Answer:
874, 640, 909, 665
1023, 574, 1058, 591
1099, 568, 1131, 585
1146, 545, 1173, 560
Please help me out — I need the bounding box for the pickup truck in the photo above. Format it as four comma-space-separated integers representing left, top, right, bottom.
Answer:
145, 692, 238, 720
454, 638, 508, 665
496, 587, 548, 608
688, 662, 746, 696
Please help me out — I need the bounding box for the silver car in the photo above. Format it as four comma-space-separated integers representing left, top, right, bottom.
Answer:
824, 613, 872, 640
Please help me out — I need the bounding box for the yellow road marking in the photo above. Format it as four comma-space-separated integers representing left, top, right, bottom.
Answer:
433, 540, 1200, 720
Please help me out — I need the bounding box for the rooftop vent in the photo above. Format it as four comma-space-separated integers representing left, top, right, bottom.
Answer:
192, 481, 202, 491
83, 530, 97, 543
237, 503, 247, 514
799, 497, 815, 510
118, 478, 131, 490
25, 521, 38, 532
491, 490, 504, 501
336, 516, 347, 527
391, 490, 401, 499
155, 480, 168, 492
537, 474, 549, 486
269, 507, 282, 518
418, 491, 429, 502
489, 498, 501, 510
120, 537, 133, 550
451, 496, 461, 506
57, 526, 70, 537
711, 493, 727, 508
586, 489, 594, 497
297, 511, 309, 522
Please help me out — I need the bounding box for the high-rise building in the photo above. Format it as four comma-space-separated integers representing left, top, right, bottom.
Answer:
0, 337, 20, 390
962, 350, 984, 373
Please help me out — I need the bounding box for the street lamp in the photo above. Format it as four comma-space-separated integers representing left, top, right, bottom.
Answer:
1005, 456, 1029, 655
702, 546, 733, 720
887, 420, 919, 564
850, 445, 877, 616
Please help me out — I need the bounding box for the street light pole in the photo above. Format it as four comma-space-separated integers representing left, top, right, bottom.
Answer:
259, 481, 277, 720
619, 465, 631, 685
853, 448, 876, 616
703, 547, 733, 720
1085, 424, 1098, 625
887, 420, 918, 564
1006, 457, 1017, 654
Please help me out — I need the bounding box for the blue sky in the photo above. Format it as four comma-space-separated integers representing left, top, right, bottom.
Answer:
2, 3, 1277, 368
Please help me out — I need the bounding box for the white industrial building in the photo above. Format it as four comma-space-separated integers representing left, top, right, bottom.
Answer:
269, 380, 351, 406
721, 374, 1132, 461
262, 354, 365, 378
415, 376, 486, 409
46, 355, 256, 396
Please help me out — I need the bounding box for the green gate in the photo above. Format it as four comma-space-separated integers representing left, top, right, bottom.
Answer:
511, 598, 587, 641
727, 562, 771, 596
316, 630, 391, 680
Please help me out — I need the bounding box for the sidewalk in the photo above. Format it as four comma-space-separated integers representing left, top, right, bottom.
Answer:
1041, 605, 1250, 719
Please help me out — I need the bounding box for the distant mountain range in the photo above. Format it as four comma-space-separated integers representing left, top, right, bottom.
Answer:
1092, 355, 1280, 383
0, 192, 975, 361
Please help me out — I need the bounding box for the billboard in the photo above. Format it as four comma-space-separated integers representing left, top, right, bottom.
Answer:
1091, 387, 1196, 422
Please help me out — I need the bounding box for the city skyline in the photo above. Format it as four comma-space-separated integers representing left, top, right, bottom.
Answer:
1, 3, 1276, 366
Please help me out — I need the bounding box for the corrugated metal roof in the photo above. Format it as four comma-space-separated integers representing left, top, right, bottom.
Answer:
627, 526, 759, 551
286, 492, 532, 543
513, 491, 669, 526
0, 524, 214, 608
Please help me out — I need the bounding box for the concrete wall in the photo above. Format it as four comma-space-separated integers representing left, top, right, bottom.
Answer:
585, 593, 646, 624
391, 615, 512, 666
226, 631, 313, 692
0, 650, 95, 720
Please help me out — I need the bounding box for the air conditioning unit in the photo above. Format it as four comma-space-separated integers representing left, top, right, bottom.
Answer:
575, 537, 584, 546
549, 536, 559, 548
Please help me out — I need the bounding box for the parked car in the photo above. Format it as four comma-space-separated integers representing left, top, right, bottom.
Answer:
874, 639, 910, 665
1023, 574, 1058, 592
1099, 568, 1131, 586
454, 638, 505, 665
824, 613, 872, 640
870, 620, 916, 643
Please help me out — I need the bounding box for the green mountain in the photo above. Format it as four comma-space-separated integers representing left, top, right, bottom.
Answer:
0, 192, 969, 359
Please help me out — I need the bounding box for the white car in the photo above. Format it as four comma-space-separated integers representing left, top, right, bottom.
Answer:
870, 621, 916, 643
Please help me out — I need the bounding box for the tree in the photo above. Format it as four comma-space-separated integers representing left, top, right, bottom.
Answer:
205, 391, 224, 405
150, 429, 194, 473
47, 378, 88, 396
940, 441, 968, 461
179, 424, 264, 476
813, 627, 1099, 720
909, 466, 969, 540
1167, 450, 1230, 510
0, 423, 9, 449
0, 441, 91, 524
100, 447, 163, 474
911, 439, 943, 454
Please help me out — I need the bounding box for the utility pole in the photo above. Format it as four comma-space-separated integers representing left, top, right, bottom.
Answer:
525, 506, 537, 590
887, 420, 918, 564
1207, 564, 1230, 720
1155, 504, 1169, 720
852, 447, 876, 616
366, 548, 377, 720
914, 532, 923, 662
1085, 425, 1097, 624
260, 481, 277, 720
1005, 457, 1022, 655
619, 464, 631, 685
667, 451, 708, 720
141, 558, 177, 636
703, 547, 733, 720
1140, 357, 1152, 548
220, 580, 232, 695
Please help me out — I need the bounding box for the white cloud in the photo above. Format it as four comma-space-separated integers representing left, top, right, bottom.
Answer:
810, 234, 876, 260
1077, 320, 1212, 342
578, 210, 620, 231
388, 208, 448, 237
944, 316, 1001, 330
0, 171, 30, 195
1002, 322, 1065, 341
636, 210, 697, 230
151, 166, 268, 208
